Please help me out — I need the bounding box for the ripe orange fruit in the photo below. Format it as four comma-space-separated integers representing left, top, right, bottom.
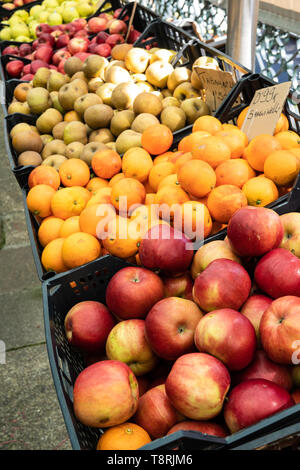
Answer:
51, 186, 88, 219
28, 166, 61, 190
242, 176, 279, 207
178, 131, 211, 153
41, 238, 68, 273
148, 161, 176, 192
167, 151, 185, 165
192, 136, 231, 169
108, 172, 125, 187
244, 134, 282, 172
264, 150, 299, 187
154, 185, 190, 218
85, 177, 109, 194
110, 177, 146, 214
96, 422, 151, 450
26, 184, 56, 218
173, 152, 193, 172
274, 130, 300, 150
86, 187, 112, 207
122, 147, 153, 183
215, 158, 256, 188
79, 203, 115, 238
214, 128, 248, 158
274, 113, 289, 134
207, 185, 248, 223
130, 204, 160, 237
175, 201, 213, 240
59, 216, 81, 238
145, 193, 156, 205
153, 152, 174, 165
157, 173, 180, 191
236, 106, 250, 129
91, 149, 122, 179
289, 148, 300, 165
177, 159, 217, 198
38, 217, 64, 247
62, 232, 101, 269
192, 115, 223, 134
59, 158, 90, 187
141, 124, 173, 155
102, 215, 140, 258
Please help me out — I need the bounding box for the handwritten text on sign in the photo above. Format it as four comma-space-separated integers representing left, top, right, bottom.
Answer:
193, 66, 240, 112
241, 81, 291, 141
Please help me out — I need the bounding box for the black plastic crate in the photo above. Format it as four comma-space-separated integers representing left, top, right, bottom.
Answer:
42, 255, 300, 451
0, 0, 42, 21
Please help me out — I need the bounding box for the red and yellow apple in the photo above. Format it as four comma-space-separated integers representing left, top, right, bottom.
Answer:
167, 420, 228, 438
162, 272, 194, 300
280, 212, 300, 258
240, 294, 273, 347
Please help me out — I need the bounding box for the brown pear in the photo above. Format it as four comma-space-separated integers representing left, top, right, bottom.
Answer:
65, 142, 85, 159
80, 142, 108, 165
36, 108, 63, 134
18, 151, 42, 167
26, 87, 52, 115
83, 55, 108, 79
58, 79, 88, 111
74, 93, 103, 118
42, 139, 67, 159
64, 56, 84, 77
110, 110, 135, 137
32, 67, 52, 88
83, 104, 114, 130
12, 131, 43, 154
63, 121, 88, 145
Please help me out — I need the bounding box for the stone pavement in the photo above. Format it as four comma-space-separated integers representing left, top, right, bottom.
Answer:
0, 111, 72, 450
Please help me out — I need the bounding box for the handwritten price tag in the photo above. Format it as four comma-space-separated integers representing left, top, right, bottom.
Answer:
241, 81, 291, 140
193, 66, 240, 113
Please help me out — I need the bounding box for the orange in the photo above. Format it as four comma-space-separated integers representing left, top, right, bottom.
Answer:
79, 203, 115, 238
192, 115, 223, 134
26, 184, 56, 218
86, 187, 112, 207
62, 232, 101, 269
143, 179, 155, 194
59, 158, 90, 187
242, 176, 279, 207
274, 113, 289, 134
91, 149, 122, 179
177, 159, 217, 198
244, 134, 282, 172
215, 158, 256, 188
28, 166, 61, 191
178, 131, 211, 153
173, 152, 193, 172
59, 216, 81, 238
141, 124, 173, 155
102, 215, 140, 258
130, 204, 160, 237
154, 185, 190, 219
275, 130, 300, 150
38, 217, 64, 247
96, 422, 151, 450
148, 161, 176, 192
214, 128, 248, 158
110, 178, 146, 214
236, 106, 250, 129
167, 151, 185, 165
207, 185, 248, 223
264, 150, 299, 186
153, 152, 174, 165
145, 193, 156, 205
174, 201, 212, 240
108, 172, 125, 187
122, 147, 153, 183
289, 148, 300, 165
41, 238, 68, 273
85, 177, 109, 194
157, 174, 180, 191
192, 136, 231, 169
51, 186, 88, 219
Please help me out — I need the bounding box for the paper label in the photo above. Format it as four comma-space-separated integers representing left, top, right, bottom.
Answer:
193, 66, 240, 113
241, 81, 291, 141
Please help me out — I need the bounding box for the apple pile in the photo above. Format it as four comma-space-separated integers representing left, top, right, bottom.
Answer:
1, 0, 35, 12
63, 206, 300, 449
8, 48, 211, 168
3, 12, 142, 80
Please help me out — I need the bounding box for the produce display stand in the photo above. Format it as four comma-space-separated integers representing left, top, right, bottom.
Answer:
0, 0, 42, 21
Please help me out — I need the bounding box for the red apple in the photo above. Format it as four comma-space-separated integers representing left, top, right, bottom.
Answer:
127, 27, 142, 44
74, 30, 89, 38
96, 31, 110, 44
57, 59, 67, 74
88, 17, 108, 33
3, 3, 15, 9
37, 32, 55, 47
55, 34, 70, 49
63, 24, 77, 37
73, 360, 139, 427
162, 272, 193, 300
67, 37, 89, 55
22, 63, 31, 75
254, 248, 300, 299
74, 51, 91, 62
94, 43, 111, 57
36, 23, 52, 37
167, 420, 228, 438
14, 0, 23, 5
192, 258, 252, 313
30, 59, 49, 74
19, 43, 32, 57
139, 224, 194, 276
6, 60, 24, 78
72, 18, 87, 31
105, 266, 164, 320
64, 300, 115, 354
165, 352, 231, 420
106, 319, 157, 376
88, 43, 99, 54
3, 46, 19, 56
109, 19, 127, 35
35, 45, 53, 64
279, 212, 300, 258
48, 65, 57, 71
113, 8, 125, 18
145, 297, 203, 361
259, 295, 300, 364
233, 350, 293, 391
240, 294, 273, 347
227, 206, 284, 257
194, 308, 256, 371
52, 49, 71, 66
21, 73, 34, 81
134, 384, 184, 439
105, 33, 125, 48
224, 378, 295, 433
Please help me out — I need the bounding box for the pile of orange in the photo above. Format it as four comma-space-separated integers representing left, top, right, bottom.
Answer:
26, 117, 300, 274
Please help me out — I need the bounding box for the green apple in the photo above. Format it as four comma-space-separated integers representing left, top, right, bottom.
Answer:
29, 21, 39, 38
0, 27, 11, 41
39, 11, 50, 23
12, 10, 29, 22
62, 6, 79, 23
76, 3, 93, 17
15, 35, 32, 42
43, 0, 59, 8
10, 23, 30, 40
30, 5, 44, 19
47, 11, 63, 25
